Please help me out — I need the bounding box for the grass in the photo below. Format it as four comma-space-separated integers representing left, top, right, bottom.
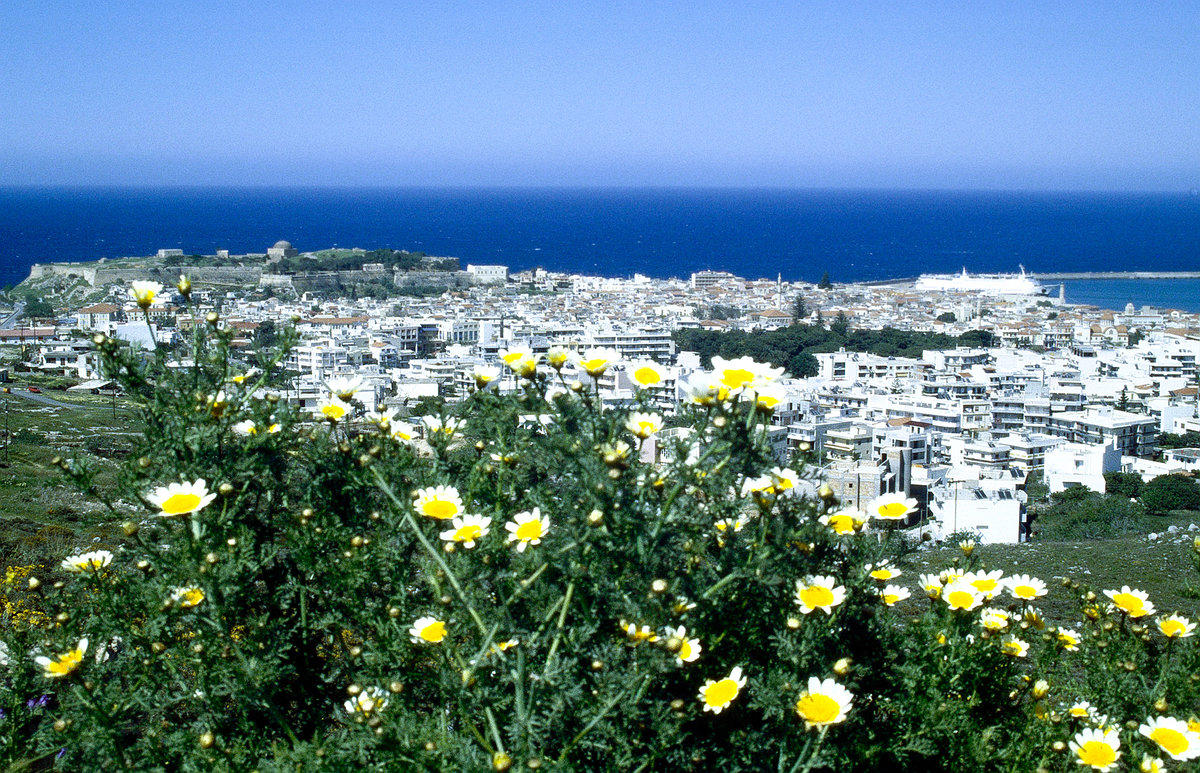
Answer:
0, 369, 138, 574
904, 514, 1200, 625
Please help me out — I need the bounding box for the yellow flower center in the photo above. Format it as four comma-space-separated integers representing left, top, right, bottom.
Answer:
515, 520, 543, 541
882, 593, 900, 605
947, 590, 976, 609
704, 678, 739, 708
1059, 633, 1078, 647
679, 640, 693, 661
501, 352, 524, 364
1150, 727, 1189, 757
757, 394, 780, 408
718, 368, 755, 390
419, 621, 447, 643
827, 515, 855, 534
877, 502, 909, 519
870, 569, 893, 580
47, 650, 84, 677
1111, 592, 1145, 615
1070, 707, 1090, 717
1013, 585, 1037, 599
179, 589, 204, 608
635, 421, 656, 436
454, 525, 482, 543
634, 367, 660, 385
1161, 620, 1188, 637
162, 493, 202, 515
322, 404, 346, 420
1002, 641, 1023, 656
795, 693, 840, 724
799, 585, 835, 610
421, 500, 459, 520
971, 579, 999, 593
1077, 741, 1116, 768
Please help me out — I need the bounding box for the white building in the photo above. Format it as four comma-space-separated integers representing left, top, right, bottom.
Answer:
467, 265, 509, 284
1043, 441, 1121, 494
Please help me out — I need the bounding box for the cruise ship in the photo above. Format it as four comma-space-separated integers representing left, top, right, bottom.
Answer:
914, 266, 1045, 296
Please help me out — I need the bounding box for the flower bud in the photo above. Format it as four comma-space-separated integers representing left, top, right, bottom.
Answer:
833, 657, 853, 676
493, 753, 513, 772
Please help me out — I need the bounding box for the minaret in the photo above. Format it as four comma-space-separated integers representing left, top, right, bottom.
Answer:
1059, 283, 1065, 304
777, 273, 783, 310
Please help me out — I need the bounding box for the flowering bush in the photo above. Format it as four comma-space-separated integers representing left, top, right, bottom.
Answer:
2, 302, 1200, 770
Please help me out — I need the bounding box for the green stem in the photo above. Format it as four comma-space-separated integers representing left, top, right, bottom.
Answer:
702, 571, 741, 601
371, 467, 490, 638
485, 707, 506, 754
543, 580, 575, 666
788, 725, 830, 773
557, 675, 651, 763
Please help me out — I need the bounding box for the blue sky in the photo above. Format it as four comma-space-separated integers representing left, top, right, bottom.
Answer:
1, 2, 1197, 190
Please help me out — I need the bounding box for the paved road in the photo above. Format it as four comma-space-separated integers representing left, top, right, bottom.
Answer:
0, 302, 26, 330
3, 389, 76, 409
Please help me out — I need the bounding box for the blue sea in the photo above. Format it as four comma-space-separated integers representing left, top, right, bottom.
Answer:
1, 187, 1198, 311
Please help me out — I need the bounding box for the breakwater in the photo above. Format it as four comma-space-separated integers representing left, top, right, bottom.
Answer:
1034, 272, 1200, 280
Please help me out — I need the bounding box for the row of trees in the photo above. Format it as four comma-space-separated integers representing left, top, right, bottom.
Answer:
673, 322, 994, 378
272, 249, 458, 274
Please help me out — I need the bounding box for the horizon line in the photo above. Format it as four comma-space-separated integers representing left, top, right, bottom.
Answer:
1, 183, 1196, 197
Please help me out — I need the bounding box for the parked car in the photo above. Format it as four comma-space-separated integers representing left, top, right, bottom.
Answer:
27, 386, 41, 393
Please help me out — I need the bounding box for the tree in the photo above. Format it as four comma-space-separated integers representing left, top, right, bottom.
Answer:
1157, 432, 1200, 450
792, 295, 808, 321
817, 271, 833, 290
1141, 473, 1200, 515
936, 312, 956, 323
22, 298, 54, 319
787, 351, 819, 377
1103, 470, 1143, 499
253, 320, 278, 349
831, 310, 850, 336
1116, 388, 1130, 412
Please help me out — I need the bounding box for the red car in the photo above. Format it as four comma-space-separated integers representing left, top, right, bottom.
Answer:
27, 386, 41, 393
